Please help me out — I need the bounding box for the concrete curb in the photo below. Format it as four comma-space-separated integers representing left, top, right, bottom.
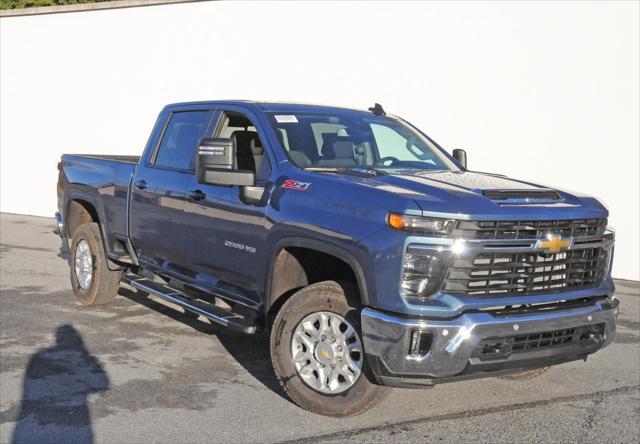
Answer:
0, 0, 209, 18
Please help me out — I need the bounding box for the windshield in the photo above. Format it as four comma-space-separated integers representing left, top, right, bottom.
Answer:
266, 110, 459, 171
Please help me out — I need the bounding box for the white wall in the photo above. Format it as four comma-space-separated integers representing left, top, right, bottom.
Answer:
1, 1, 638, 280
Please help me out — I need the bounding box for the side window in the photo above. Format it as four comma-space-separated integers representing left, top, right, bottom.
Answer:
216, 111, 268, 176
154, 111, 210, 170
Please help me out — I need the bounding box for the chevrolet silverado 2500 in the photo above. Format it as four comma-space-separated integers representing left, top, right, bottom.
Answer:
56, 101, 618, 416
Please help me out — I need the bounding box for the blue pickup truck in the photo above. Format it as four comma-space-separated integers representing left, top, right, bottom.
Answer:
56, 101, 619, 416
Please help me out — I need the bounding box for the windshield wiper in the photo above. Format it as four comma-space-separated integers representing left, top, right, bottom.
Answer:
303, 166, 388, 177
303, 167, 343, 172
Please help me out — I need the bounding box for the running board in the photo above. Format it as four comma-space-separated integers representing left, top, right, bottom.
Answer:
122, 275, 257, 334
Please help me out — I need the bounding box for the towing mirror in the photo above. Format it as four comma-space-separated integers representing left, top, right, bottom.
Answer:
196, 138, 255, 186
452, 149, 467, 169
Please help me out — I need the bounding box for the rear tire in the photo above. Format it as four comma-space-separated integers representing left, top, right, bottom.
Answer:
270, 281, 389, 417
69, 223, 121, 305
498, 367, 549, 380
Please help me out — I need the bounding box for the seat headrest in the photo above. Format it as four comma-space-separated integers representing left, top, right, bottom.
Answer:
231, 130, 264, 152
231, 130, 258, 147
321, 133, 354, 159
321, 133, 338, 156
332, 140, 355, 159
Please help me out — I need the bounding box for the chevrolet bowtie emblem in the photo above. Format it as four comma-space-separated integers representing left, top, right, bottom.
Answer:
537, 234, 572, 253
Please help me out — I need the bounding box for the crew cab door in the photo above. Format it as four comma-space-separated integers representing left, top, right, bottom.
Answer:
181, 107, 274, 306
129, 109, 215, 271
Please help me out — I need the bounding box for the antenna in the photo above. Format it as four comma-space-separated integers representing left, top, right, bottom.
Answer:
368, 103, 386, 116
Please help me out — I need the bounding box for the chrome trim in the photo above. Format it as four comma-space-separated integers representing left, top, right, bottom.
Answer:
54, 212, 64, 238
495, 198, 564, 205
74, 240, 93, 290
123, 275, 257, 334
291, 311, 363, 394
407, 231, 614, 251
400, 229, 614, 300
361, 297, 618, 380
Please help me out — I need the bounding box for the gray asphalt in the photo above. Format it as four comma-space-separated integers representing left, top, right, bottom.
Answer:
0, 212, 638, 444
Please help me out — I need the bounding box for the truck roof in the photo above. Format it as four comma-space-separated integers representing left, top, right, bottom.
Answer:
162, 100, 373, 115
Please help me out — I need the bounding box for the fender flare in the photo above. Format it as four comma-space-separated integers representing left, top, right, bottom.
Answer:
63, 185, 119, 270
265, 236, 370, 310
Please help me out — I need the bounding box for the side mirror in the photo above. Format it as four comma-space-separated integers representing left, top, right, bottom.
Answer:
452, 149, 467, 169
196, 138, 255, 186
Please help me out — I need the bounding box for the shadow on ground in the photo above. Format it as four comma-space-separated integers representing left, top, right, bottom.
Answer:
118, 287, 290, 402
10, 325, 109, 444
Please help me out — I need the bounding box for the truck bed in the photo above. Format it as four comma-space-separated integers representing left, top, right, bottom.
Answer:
60, 154, 138, 250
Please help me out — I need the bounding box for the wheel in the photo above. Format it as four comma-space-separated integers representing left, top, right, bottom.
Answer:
69, 223, 121, 305
498, 367, 549, 381
270, 281, 389, 416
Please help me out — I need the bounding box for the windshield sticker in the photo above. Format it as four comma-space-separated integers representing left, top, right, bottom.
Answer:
283, 180, 311, 191
275, 115, 298, 123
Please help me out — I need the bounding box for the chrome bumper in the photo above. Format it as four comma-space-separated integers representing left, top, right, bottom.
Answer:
361, 297, 619, 388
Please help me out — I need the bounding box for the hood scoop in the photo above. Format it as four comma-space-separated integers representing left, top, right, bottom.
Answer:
483, 189, 561, 203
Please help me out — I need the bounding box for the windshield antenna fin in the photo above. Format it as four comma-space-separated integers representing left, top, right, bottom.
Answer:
368, 103, 386, 116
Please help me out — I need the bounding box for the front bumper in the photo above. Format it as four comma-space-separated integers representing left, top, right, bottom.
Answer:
361, 297, 619, 388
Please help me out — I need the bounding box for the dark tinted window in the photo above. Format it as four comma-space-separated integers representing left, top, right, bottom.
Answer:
154, 111, 210, 170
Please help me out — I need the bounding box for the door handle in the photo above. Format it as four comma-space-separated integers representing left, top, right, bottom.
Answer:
187, 189, 206, 201
134, 179, 148, 190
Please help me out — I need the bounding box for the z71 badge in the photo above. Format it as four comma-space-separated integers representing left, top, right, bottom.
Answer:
282, 180, 311, 191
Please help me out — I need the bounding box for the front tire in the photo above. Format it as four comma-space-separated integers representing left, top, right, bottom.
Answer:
69, 223, 121, 305
270, 281, 389, 416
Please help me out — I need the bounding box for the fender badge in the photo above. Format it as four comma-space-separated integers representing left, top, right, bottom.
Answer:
283, 180, 311, 191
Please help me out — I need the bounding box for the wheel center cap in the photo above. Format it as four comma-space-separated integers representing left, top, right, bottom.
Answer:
314, 343, 335, 365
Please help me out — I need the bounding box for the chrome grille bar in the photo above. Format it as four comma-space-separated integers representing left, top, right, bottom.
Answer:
454, 218, 607, 240
439, 219, 612, 297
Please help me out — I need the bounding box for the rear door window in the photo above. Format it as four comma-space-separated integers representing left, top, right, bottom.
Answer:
154, 111, 211, 170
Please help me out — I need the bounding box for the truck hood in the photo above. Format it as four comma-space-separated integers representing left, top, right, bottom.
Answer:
320, 169, 608, 220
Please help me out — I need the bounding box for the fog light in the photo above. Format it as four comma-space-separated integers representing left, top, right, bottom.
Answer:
409, 330, 433, 357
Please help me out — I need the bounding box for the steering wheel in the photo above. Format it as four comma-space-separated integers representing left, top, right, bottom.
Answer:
375, 156, 400, 167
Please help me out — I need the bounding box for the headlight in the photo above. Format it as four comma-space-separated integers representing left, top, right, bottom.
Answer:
401, 246, 452, 301
388, 213, 456, 235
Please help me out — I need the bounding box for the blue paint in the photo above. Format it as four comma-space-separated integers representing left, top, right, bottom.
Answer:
58, 101, 612, 320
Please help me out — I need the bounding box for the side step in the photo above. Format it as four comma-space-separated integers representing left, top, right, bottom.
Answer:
122, 275, 258, 334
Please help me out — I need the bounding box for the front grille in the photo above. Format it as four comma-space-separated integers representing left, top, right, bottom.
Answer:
444, 247, 608, 296
471, 323, 605, 361
454, 218, 607, 240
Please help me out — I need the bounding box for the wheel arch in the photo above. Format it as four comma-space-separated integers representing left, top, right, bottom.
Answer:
63, 186, 119, 270
265, 237, 370, 324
